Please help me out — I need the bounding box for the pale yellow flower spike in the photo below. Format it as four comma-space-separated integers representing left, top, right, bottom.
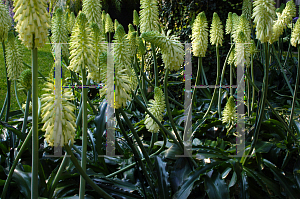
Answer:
192, 11, 208, 57
252, 0, 276, 43
140, 0, 159, 33
210, 12, 223, 47
291, 19, 300, 47
0, 2, 11, 42
13, 0, 50, 48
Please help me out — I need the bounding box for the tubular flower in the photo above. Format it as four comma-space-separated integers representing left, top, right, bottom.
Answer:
140, 0, 159, 33
105, 13, 114, 33
101, 61, 132, 109
102, 10, 106, 33
270, 0, 296, 44
18, 69, 32, 91
242, 0, 252, 21
227, 47, 235, 65
87, 23, 106, 82
232, 13, 240, 33
6, 33, 24, 81
128, 31, 138, 56
41, 82, 76, 147
234, 31, 250, 67
291, 18, 300, 47
82, 0, 102, 31
133, 10, 139, 26
252, 0, 276, 43
225, 12, 233, 35
192, 11, 208, 57
0, 2, 11, 42
51, 8, 69, 58
233, 14, 251, 44
68, 12, 96, 74
114, 19, 120, 32
114, 24, 131, 67
13, 0, 50, 48
144, 87, 165, 133
141, 30, 184, 71
67, 12, 76, 34
222, 96, 236, 124
210, 12, 223, 47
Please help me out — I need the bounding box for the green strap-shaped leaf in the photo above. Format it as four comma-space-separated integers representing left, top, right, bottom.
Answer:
173, 162, 221, 199
203, 171, 230, 199
263, 159, 300, 199
155, 156, 171, 199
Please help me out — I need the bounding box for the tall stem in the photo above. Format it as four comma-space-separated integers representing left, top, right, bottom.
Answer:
31, 46, 39, 199
0, 93, 8, 120
192, 57, 202, 107
79, 67, 87, 199
64, 145, 114, 199
230, 63, 233, 96
2, 42, 10, 123
21, 90, 31, 135
14, 81, 25, 113
164, 69, 181, 144
151, 44, 158, 87
288, 45, 300, 132
251, 54, 255, 112
242, 42, 269, 165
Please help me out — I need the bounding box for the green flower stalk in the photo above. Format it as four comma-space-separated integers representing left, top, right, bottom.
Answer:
210, 12, 223, 47
13, 0, 50, 48
6, 33, 24, 81
192, 11, 208, 57
145, 87, 165, 133
291, 18, 300, 47
242, 0, 252, 21
41, 82, 76, 147
225, 12, 233, 35
0, 2, 11, 42
105, 13, 114, 33
51, 8, 69, 58
141, 31, 184, 71
68, 12, 96, 74
222, 96, 236, 124
18, 69, 32, 92
270, 0, 296, 44
128, 23, 135, 34
82, 0, 102, 31
252, 0, 276, 43
140, 0, 159, 33
133, 9, 139, 26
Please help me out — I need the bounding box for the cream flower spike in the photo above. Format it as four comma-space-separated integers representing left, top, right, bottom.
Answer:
141, 30, 184, 71
105, 13, 114, 33
114, 19, 120, 32
252, 0, 276, 43
270, 0, 296, 44
210, 12, 223, 47
13, 0, 50, 48
242, 0, 252, 21
114, 24, 131, 66
82, 0, 102, 31
87, 23, 106, 83
68, 12, 96, 74
145, 87, 165, 133
140, 0, 159, 33
225, 12, 233, 35
133, 10, 139, 26
6, 33, 24, 81
18, 69, 32, 92
222, 96, 236, 125
41, 82, 76, 147
102, 10, 106, 33
227, 47, 235, 65
233, 14, 251, 44
67, 12, 75, 34
0, 2, 11, 42
234, 31, 250, 67
232, 13, 240, 33
291, 18, 300, 47
51, 8, 69, 58
192, 11, 208, 57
